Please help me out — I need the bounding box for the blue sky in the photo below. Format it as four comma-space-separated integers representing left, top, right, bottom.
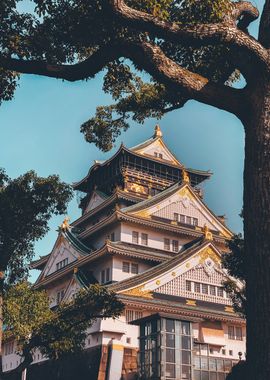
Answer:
0, 1, 264, 276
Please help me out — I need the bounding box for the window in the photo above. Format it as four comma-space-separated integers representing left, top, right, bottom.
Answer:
222, 349, 226, 355
180, 214, 185, 223
186, 216, 192, 225
210, 285, 216, 296
56, 258, 69, 271
172, 240, 179, 252
193, 217, 199, 226
106, 267, 110, 282
125, 309, 143, 322
194, 282, 201, 293
186, 280, 192, 292
131, 263, 139, 274
126, 337, 131, 344
235, 327, 243, 341
101, 270, 105, 284
159, 153, 163, 159
110, 232, 115, 241
229, 350, 233, 356
154, 152, 158, 157
141, 233, 148, 246
202, 284, 209, 294
56, 289, 65, 304
228, 326, 243, 341
173, 213, 179, 222
4, 342, 13, 356
164, 238, 170, 250
132, 231, 139, 244
217, 287, 224, 297
122, 262, 130, 273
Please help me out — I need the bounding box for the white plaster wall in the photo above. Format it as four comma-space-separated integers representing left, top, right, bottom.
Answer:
91, 224, 121, 250
120, 222, 190, 252
93, 257, 113, 283
112, 255, 151, 282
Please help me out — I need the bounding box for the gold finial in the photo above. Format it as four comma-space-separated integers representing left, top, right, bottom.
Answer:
203, 224, 213, 241
73, 267, 78, 274
60, 217, 70, 231
154, 124, 162, 138
182, 169, 190, 183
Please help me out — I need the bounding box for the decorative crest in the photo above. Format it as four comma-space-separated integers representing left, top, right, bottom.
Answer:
154, 124, 162, 138
60, 217, 70, 231
182, 169, 190, 183
202, 224, 213, 241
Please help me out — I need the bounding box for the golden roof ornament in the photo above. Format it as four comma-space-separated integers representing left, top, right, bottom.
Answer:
182, 169, 190, 183
60, 217, 70, 231
154, 124, 162, 138
202, 224, 213, 241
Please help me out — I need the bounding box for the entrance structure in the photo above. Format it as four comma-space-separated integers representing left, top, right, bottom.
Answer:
2, 126, 245, 380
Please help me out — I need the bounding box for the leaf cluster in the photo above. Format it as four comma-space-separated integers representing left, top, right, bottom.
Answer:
3, 282, 124, 370
0, 1, 239, 148
0, 169, 73, 285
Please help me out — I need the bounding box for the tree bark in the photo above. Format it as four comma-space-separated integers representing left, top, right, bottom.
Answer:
243, 80, 270, 380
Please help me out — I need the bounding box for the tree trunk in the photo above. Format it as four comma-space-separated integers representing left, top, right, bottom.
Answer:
244, 82, 270, 380
0, 272, 4, 372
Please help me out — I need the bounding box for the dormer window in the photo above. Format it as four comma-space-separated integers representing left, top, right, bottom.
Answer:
159, 153, 163, 159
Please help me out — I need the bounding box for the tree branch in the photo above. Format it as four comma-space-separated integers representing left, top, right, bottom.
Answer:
233, 1, 259, 30
124, 41, 244, 117
0, 45, 122, 82
109, 0, 268, 69
259, 0, 270, 48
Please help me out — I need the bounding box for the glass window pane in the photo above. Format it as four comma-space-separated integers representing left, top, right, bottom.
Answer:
201, 371, 209, 380
182, 336, 191, 350
166, 319, 175, 333
209, 358, 216, 371
194, 370, 201, 380
210, 373, 217, 380
194, 356, 201, 370
217, 373, 225, 380
216, 359, 224, 372
166, 334, 175, 348
200, 344, 208, 356
166, 348, 175, 363
224, 359, 232, 372
166, 363, 175, 378
201, 357, 208, 370
193, 343, 201, 356
182, 351, 191, 365
181, 322, 190, 335
181, 365, 191, 379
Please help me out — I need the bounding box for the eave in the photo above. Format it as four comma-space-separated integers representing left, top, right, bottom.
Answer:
33, 241, 170, 288
120, 295, 244, 325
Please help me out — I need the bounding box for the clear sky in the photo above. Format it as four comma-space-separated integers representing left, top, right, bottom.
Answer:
0, 1, 264, 278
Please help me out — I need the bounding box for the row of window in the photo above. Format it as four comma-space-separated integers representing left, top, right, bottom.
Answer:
125, 309, 143, 323
101, 267, 110, 284
122, 261, 139, 274
132, 231, 148, 245
164, 238, 179, 252
228, 326, 243, 341
132, 231, 180, 252
56, 258, 68, 271
174, 213, 199, 226
186, 281, 227, 298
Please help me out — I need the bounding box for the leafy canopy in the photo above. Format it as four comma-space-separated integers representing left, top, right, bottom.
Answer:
0, 169, 73, 285
1, 0, 235, 150
3, 282, 124, 371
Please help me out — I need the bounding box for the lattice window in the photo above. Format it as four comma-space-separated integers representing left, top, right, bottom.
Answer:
125, 309, 143, 322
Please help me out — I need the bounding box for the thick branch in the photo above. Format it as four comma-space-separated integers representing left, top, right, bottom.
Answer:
259, 0, 270, 48
109, 0, 267, 69
124, 42, 244, 117
233, 1, 259, 30
0, 45, 122, 82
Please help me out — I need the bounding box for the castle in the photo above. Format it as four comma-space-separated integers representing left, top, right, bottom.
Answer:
2, 126, 245, 380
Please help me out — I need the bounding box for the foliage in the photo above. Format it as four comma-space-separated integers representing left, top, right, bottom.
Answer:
3, 282, 124, 371
222, 234, 246, 316
0, 0, 237, 150
0, 169, 73, 285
